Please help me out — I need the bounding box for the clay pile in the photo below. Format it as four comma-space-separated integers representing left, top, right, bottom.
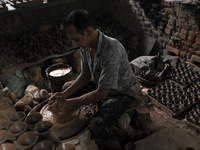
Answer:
0, 81, 51, 115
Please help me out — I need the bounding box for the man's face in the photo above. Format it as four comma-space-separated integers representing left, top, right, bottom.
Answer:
67, 26, 91, 49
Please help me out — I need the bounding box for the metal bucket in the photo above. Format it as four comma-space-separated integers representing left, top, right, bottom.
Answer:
45, 63, 72, 93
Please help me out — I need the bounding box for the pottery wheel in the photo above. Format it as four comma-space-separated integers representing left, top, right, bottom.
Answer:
40, 103, 80, 128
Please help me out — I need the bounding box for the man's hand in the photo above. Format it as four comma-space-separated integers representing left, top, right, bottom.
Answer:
48, 92, 79, 111
48, 92, 63, 105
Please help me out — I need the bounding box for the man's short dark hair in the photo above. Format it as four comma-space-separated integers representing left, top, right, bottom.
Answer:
61, 9, 97, 35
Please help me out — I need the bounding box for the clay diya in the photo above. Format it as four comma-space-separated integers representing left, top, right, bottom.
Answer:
167, 103, 174, 110
185, 114, 193, 122
192, 107, 199, 113
174, 104, 181, 112
16, 131, 38, 150
161, 99, 169, 106
9, 111, 26, 124
174, 100, 182, 105
8, 121, 27, 137
194, 116, 200, 125
56, 143, 76, 150
196, 104, 200, 109
0, 130, 8, 144
183, 100, 191, 106
0, 143, 16, 150
0, 118, 6, 130
32, 140, 55, 150
34, 121, 53, 137
25, 112, 43, 130
189, 110, 196, 116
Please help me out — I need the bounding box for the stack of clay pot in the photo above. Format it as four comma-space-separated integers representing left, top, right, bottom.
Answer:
168, 62, 200, 85
0, 110, 76, 150
148, 79, 199, 113
185, 104, 200, 126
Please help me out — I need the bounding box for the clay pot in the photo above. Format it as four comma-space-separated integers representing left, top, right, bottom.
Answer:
167, 103, 174, 110
0, 143, 16, 150
34, 121, 53, 137
183, 100, 191, 106
196, 104, 200, 109
194, 116, 200, 125
125, 142, 136, 150
186, 92, 193, 97
45, 63, 72, 93
192, 107, 199, 113
167, 95, 175, 102
174, 100, 182, 105
189, 110, 196, 116
0, 118, 6, 130
161, 93, 168, 98
17, 131, 38, 150
0, 130, 8, 144
9, 111, 26, 124
185, 114, 193, 122
193, 94, 200, 99
161, 99, 169, 106
178, 90, 185, 95
32, 140, 55, 150
25, 112, 42, 130
8, 121, 27, 137
174, 104, 181, 112
56, 143, 76, 150
40, 94, 88, 140
156, 96, 163, 102
180, 95, 187, 101
156, 84, 163, 90
188, 97, 195, 103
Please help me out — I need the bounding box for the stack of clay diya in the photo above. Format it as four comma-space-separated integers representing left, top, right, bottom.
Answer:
185, 104, 200, 126
0, 110, 76, 150
167, 62, 200, 85
148, 79, 200, 113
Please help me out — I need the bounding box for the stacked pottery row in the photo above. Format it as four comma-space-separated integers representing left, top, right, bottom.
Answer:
185, 104, 200, 126
0, 111, 76, 150
168, 63, 200, 85
148, 80, 198, 112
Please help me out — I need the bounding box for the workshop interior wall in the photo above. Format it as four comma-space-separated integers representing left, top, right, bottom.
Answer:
0, 0, 200, 64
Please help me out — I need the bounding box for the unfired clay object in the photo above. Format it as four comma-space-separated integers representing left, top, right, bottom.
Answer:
0, 130, 8, 144
0, 143, 16, 150
56, 143, 76, 150
17, 131, 38, 150
25, 112, 43, 130
8, 121, 27, 137
0, 118, 6, 130
32, 140, 55, 150
9, 111, 26, 123
34, 121, 53, 137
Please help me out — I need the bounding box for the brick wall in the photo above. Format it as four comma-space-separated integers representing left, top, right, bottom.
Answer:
127, 0, 200, 65
1, 0, 200, 65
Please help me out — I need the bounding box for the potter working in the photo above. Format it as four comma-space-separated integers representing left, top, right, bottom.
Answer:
48, 9, 142, 150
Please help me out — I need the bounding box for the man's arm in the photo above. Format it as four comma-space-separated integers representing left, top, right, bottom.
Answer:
62, 71, 91, 99
60, 88, 110, 109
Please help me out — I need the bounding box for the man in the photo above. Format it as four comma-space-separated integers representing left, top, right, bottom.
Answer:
49, 9, 142, 150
